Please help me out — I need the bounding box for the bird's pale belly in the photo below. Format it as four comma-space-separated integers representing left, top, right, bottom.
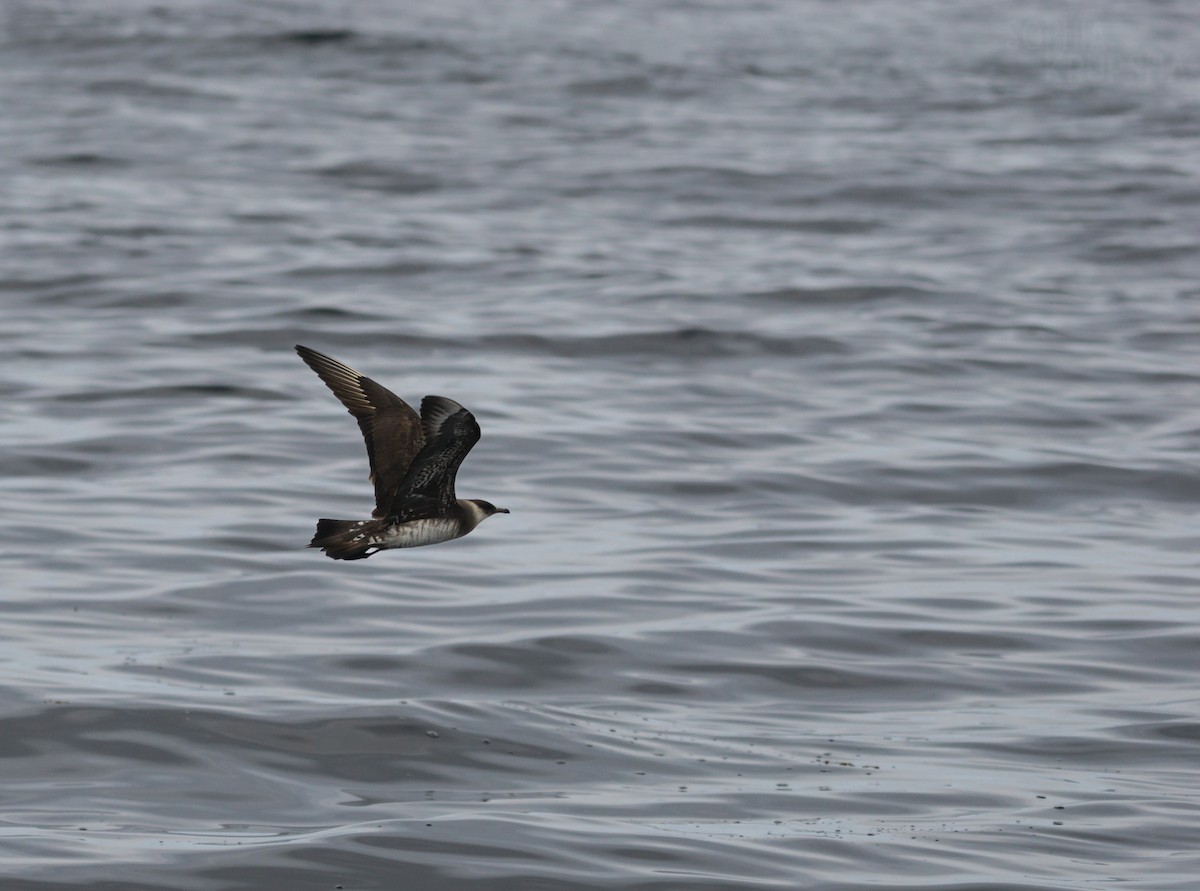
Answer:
373, 518, 464, 550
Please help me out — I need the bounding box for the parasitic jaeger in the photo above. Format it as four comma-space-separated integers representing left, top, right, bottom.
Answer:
295, 345, 508, 560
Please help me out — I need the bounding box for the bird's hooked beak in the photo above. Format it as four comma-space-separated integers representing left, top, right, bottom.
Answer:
496, 507, 510, 514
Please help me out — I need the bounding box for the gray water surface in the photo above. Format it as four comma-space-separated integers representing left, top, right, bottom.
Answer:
2, 2, 1199, 889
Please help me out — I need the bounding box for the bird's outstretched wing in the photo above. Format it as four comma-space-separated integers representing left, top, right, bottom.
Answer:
386, 396, 480, 521
295, 345, 425, 517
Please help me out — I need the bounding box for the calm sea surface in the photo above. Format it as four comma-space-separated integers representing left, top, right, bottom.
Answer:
2, 2, 1199, 889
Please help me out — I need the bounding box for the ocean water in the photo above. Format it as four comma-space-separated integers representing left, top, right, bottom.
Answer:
2, 1, 1199, 889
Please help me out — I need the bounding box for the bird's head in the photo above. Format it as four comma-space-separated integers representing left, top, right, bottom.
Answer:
471, 499, 509, 517
461, 499, 510, 529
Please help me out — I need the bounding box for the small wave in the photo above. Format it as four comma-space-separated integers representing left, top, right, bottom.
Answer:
85, 78, 231, 102
29, 152, 130, 169
272, 29, 357, 45
491, 328, 847, 359
665, 214, 880, 233
567, 75, 655, 97
310, 161, 451, 194
0, 453, 94, 476
285, 261, 442, 279
747, 284, 945, 304
252, 30, 461, 56
50, 384, 289, 404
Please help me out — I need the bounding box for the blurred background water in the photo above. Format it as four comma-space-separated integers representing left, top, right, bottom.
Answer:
1, 1, 1199, 889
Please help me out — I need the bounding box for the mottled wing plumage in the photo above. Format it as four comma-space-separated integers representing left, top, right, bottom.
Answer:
386, 403, 481, 521
295, 345, 426, 517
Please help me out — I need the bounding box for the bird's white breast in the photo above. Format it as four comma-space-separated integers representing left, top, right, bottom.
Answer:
376, 518, 464, 549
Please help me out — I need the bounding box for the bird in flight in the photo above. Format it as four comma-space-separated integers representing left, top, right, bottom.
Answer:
295, 345, 508, 560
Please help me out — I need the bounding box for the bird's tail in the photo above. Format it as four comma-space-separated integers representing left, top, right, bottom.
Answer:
308, 518, 384, 561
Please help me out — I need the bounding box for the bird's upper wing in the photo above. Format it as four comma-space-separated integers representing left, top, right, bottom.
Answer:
295, 345, 425, 517
385, 396, 480, 521
420, 394, 469, 443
